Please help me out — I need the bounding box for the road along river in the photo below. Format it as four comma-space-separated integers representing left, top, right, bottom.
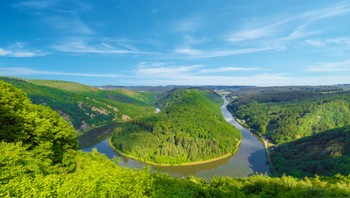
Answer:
80, 96, 270, 180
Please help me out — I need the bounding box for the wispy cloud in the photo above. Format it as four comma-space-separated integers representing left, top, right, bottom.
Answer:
303, 39, 327, 47
228, 26, 275, 42
14, 0, 94, 35
136, 62, 201, 77
303, 37, 350, 48
0, 42, 47, 57
53, 40, 151, 55
129, 69, 293, 86
199, 67, 258, 73
173, 46, 273, 59
129, 66, 350, 86
301, 2, 350, 22
44, 16, 94, 35
14, 0, 91, 13
307, 60, 350, 72
14, 0, 57, 9
0, 67, 125, 78
173, 17, 202, 33
227, 2, 350, 48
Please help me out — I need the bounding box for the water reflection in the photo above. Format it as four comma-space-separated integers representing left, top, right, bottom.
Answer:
80, 96, 270, 180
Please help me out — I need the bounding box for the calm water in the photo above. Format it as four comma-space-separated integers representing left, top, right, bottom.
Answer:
80, 97, 270, 179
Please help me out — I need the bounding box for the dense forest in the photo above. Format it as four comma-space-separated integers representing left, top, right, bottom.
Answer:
111, 89, 242, 165
1, 80, 350, 197
227, 88, 350, 178
227, 89, 350, 144
271, 126, 350, 178
0, 77, 156, 133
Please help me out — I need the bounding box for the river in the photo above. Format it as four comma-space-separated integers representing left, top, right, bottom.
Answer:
80, 96, 270, 179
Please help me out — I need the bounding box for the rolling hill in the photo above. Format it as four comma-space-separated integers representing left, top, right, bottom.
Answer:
0, 77, 156, 134
111, 88, 242, 165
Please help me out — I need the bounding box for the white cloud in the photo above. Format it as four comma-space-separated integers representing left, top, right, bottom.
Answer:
307, 60, 350, 72
0, 42, 47, 57
199, 67, 258, 73
301, 2, 350, 22
126, 69, 350, 86
173, 46, 273, 59
136, 62, 201, 77
303, 37, 350, 48
44, 16, 94, 35
124, 72, 295, 86
174, 47, 201, 56
227, 2, 350, 49
173, 17, 202, 33
15, 0, 93, 35
53, 40, 150, 55
0, 49, 9, 56
303, 39, 327, 47
0, 67, 125, 78
15, 0, 57, 9
228, 26, 275, 42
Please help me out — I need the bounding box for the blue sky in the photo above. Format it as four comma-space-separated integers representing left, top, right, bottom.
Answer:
1, 0, 350, 86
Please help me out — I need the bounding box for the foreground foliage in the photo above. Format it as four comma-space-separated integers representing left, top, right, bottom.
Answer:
2, 147, 350, 198
111, 89, 241, 165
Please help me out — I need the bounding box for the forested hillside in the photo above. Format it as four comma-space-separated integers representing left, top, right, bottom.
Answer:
271, 126, 350, 177
1, 81, 350, 197
0, 77, 155, 133
227, 90, 350, 144
111, 89, 242, 165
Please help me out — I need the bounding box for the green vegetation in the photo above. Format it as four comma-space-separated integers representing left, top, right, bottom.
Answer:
271, 126, 350, 178
227, 90, 350, 144
0, 77, 156, 133
0, 81, 77, 174
227, 88, 350, 178
1, 81, 350, 197
111, 89, 241, 165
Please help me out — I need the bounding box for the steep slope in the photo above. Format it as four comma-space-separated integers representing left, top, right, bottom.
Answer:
111, 89, 242, 165
227, 90, 350, 144
271, 126, 350, 177
0, 77, 155, 133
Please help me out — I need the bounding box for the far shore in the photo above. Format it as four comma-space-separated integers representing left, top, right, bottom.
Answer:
108, 138, 241, 167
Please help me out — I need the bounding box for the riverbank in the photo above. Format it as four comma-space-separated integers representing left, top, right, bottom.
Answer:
108, 138, 241, 167
227, 110, 278, 176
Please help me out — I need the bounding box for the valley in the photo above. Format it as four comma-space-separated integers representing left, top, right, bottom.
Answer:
80, 96, 269, 179
1, 79, 350, 197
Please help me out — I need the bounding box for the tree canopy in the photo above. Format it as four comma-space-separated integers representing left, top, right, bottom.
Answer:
111, 89, 242, 165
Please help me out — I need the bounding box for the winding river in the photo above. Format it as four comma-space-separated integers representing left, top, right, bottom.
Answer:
80, 97, 270, 179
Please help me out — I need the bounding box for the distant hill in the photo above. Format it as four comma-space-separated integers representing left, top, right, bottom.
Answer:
0, 77, 156, 134
271, 126, 350, 177
28, 79, 98, 92
111, 88, 242, 165
98, 85, 253, 93
227, 88, 350, 144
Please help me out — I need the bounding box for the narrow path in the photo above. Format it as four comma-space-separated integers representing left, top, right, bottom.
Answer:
261, 137, 278, 176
